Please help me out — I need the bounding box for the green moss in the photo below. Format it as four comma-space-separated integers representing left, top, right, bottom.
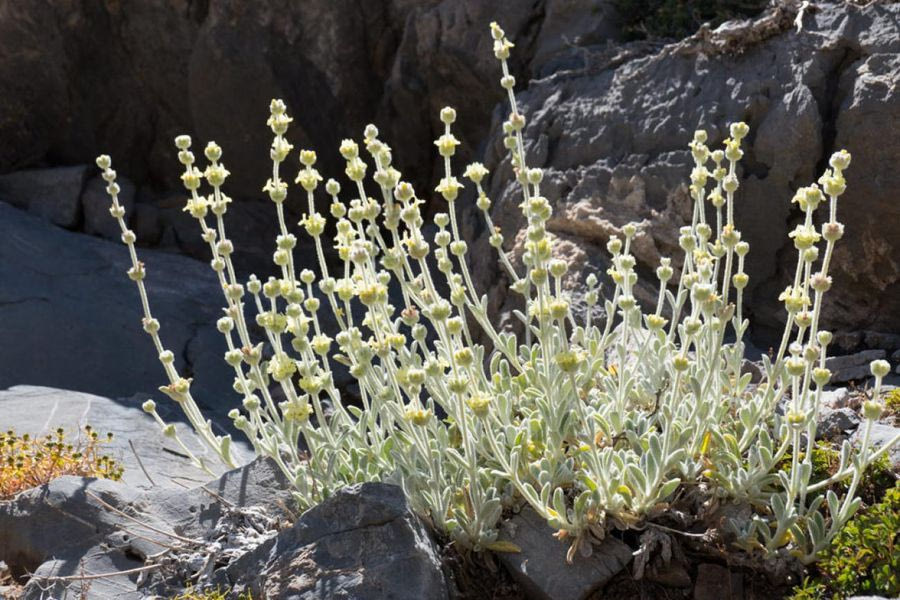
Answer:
790, 482, 900, 599
885, 388, 900, 414
612, 0, 768, 40
777, 443, 894, 505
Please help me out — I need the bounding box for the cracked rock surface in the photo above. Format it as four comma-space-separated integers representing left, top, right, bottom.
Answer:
471, 0, 900, 345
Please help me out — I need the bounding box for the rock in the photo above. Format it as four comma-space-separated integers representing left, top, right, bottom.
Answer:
0, 477, 146, 600
741, 359, 763, 384
693, 563, 743, 600
820, 387, 851, 409
156, 195, 287, 278
82, 173, 136, 240
472, 1, 900, 346
133, 201, 164, 246
0, 165, 89, 228
826, 350, 887, 383
645, 561, 692, 588
218, 482, 449, 600
852, 422, 900, 470
0, 202, 237, 416
816, 407, 861, 440
864, 331, 900, 351
0, 385, 253, 491
0, 458, 289, 600
833, 330, 864, 354
496, 507, 632, 600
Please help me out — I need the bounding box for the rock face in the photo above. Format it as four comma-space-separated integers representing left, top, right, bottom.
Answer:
1, 1, 897, 345
0, 0, 626, 283
0, 202, 236, 414
472, 1, 900, 344
0, 0, 612, 200
218, 482, 449, 600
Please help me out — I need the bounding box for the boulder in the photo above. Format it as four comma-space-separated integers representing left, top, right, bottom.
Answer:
0, 165, 89, 228
852, 422, 900, 470
82, 173, 137, 240
826, 349, 887, 383
496, 507, 632, 600
217, 482, 450, 600
816, 407, 861, 440
132, 201, 164, 247
820, 387, 851, 409
0, 202, 237, 415
472, 1, 900, 346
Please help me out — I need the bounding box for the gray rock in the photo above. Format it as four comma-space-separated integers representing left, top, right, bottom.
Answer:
645, 561, 692, 588
820, 387, 851, 409
0, 457, 291, 600
864, 331, 900, 351
219, 482, 449, 600
0, 165, 88, 228
816, 407, 861, 440
0, 385, 253, 491
1, 477, 146, 600
741, 359, 763, 384
82, 173, 136, 240
853, 423, 900, 470
471, 1, 900, 347
132, 201, 164, 246
826, 350, 887, 383
496, 507, 632, 600
0, 201, 237, 416
833, 330, 864, 354
693, 563, 743, 600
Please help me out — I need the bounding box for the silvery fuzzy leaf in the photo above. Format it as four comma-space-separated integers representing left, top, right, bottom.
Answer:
657, 478, 681, 500
770, 492, 787, 519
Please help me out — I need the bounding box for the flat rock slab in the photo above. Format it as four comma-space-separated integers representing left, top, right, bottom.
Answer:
497, 507, 633, 600
0, 385, 253, 491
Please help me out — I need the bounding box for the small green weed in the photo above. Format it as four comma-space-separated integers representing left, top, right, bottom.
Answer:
790, 482, 900, 599
170, 586, 253, 600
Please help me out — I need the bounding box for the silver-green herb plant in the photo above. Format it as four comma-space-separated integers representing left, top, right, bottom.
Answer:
97, 22, 899, 564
